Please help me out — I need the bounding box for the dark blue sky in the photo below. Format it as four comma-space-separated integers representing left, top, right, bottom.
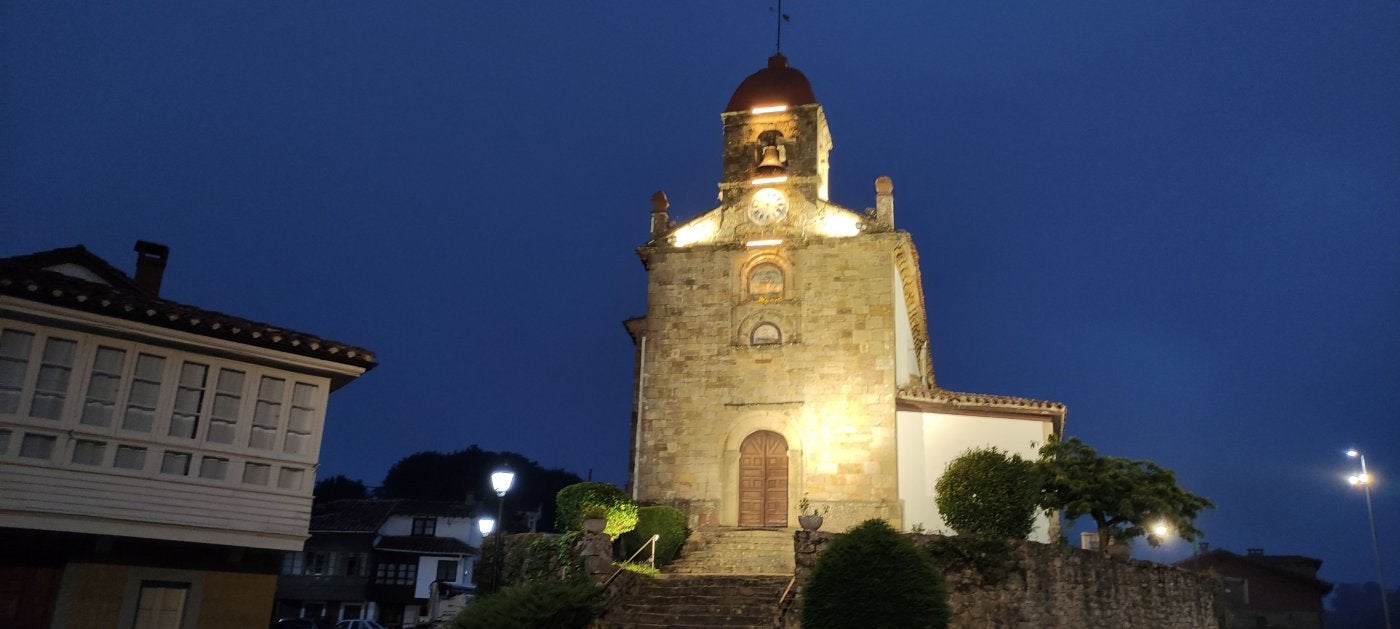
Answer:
3, 2, 1397, 587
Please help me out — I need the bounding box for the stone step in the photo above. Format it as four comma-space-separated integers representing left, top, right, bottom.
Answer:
665, 529, 794, 576
595, 574, 791, 629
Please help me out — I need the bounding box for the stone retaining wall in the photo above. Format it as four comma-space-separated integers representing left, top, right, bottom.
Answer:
790, 531, 1222, 628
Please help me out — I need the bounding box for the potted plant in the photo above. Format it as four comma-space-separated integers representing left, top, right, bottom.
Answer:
798, 496, 829, 531
582, 504, 609, 534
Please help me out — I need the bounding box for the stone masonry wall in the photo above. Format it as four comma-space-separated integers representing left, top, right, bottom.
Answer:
790, 531, 1221, 629
635, 230, 910, 531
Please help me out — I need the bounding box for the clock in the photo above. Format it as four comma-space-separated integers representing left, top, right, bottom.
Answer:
748, 188, 789, 225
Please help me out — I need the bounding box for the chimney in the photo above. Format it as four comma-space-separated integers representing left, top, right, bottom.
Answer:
133, 241, 170, 297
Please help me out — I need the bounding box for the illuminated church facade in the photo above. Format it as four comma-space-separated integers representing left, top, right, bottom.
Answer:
626, 55, 1065, 537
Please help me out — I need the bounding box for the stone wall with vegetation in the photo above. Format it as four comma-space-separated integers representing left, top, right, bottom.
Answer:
791, 531, 1222, 629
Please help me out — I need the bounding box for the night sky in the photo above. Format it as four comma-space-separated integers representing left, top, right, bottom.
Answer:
3, 2, 1397, 589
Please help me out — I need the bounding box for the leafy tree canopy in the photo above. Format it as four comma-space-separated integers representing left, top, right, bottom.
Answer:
1037, 436, 1213, 550
314, 474, 369, 503
935, 447, 1040, 539
377, 445, 583, 533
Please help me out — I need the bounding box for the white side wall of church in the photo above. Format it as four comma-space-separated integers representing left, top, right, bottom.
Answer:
892, 267, 919, 387
897, 410, 1055, 542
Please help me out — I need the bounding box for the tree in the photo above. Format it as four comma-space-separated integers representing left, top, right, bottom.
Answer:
1037, 436, 1213, 551
802, 519, 949, 629
934, 447, 1040, 539
314, 474, 368, 503
554, 482, 638, 538
377, 445, 583, 533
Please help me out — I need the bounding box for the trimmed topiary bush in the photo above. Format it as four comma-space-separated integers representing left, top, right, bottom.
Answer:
802, 519, 949, 629
555, 482, 639, 538
621, 505, 689, 567
449, 576, 598, 629
934, 447, 1040, 539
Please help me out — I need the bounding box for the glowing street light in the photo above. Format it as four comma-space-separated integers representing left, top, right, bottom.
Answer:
1346, 449, 1392, 629
488, 468, 515, 592
477, 516, 495, 537
1151, 522, 1170, 538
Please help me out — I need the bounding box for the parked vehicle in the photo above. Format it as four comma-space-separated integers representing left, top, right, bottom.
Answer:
334, 621, 388, 629
273, 618, 335, 629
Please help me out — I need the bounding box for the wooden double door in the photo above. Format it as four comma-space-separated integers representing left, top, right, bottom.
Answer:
738, 431, 788, 527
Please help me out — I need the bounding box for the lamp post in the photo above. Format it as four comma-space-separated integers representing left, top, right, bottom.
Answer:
1348, 449, 1393, 629
490, 468, 515, 592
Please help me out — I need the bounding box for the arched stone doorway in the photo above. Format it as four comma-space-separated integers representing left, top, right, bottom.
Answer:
738, 430, 788, 527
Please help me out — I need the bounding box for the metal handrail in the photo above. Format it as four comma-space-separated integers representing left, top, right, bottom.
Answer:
601, 534, 660, 588
776, 575, 796, 609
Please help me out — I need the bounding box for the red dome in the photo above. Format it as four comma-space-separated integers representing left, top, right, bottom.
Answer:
725, 54, 817, 112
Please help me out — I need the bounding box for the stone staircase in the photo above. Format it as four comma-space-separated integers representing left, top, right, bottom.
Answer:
665, 528, 794, 575
594, 574, 792, 629
594, 529, 795, 628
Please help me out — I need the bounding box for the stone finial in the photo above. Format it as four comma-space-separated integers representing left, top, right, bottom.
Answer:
874, 176, 894, 228
650, 190, 671, 239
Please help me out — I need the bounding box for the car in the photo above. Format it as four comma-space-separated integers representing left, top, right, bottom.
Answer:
334, 621, 387, 629
273, 619, 334, 629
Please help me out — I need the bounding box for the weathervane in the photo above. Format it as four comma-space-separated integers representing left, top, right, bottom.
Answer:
771, 0, 791, 53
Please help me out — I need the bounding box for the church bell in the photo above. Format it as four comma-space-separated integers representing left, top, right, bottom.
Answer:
755, 145, 786, 177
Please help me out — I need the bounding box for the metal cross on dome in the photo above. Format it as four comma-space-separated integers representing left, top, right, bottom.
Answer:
770, 0, 792, 54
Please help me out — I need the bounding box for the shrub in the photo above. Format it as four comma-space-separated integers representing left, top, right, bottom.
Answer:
934, 447, 1040, 539
621, 505, 689, 567
555, 482, 639, 538
449, 577, 597, 629
802, 519, 949, 629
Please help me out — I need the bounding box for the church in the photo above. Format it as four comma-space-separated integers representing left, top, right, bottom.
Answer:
625, 54, 1066, 539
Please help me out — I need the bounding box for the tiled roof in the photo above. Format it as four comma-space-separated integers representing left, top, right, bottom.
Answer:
1176, 550, 1332, 594
898, 385, 1066, 415
0, 245, 375, 371
376, 535, 476, 556
310, 500, 397, 533
309, 499, 475, 533
389, 500, 473, 518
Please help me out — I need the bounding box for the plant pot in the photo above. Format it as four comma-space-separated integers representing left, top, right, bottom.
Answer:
583, 518, 607, 534
798, 515, 824, 531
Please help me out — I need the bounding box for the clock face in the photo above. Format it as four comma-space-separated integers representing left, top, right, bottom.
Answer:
749, 188, 789, 225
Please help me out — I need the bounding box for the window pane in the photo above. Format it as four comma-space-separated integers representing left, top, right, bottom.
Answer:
160, 451, 191, 475
114, 445, 147, 470
282, 431, 307, 455
287, 406, 313, 433
216, 369, 244, 394
0, 429, 10, 454
278, 467, 304, 491
257, 376, 284, 401
249, 426, 276, 450
292, 383, 317, 407
242, 462, 270, 485
30, 338, 77, 420
82, 348, 125, 427
123, 354, 165, 431
0, 330, 34, 359
199, 457, 228, 480
206, 419, 236, 444
252, 400, 280, 427
212, 394, 240, 421
0, 330, 35, 413
72, 439, 105, 465
133, 354, 165, 380
19, 433, 55, 459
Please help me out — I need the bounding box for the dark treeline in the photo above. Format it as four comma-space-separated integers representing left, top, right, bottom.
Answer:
314, 445, 584, 533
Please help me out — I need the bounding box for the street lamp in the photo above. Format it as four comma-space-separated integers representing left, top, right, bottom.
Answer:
489, 468, 514, 591
1347, 449, 1392, 629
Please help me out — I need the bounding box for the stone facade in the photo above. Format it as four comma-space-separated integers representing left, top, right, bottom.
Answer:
790, 531, 1222, 629
628, 55, 1065, 535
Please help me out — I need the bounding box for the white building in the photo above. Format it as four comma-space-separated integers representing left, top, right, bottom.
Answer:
0, 242, 375, 628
